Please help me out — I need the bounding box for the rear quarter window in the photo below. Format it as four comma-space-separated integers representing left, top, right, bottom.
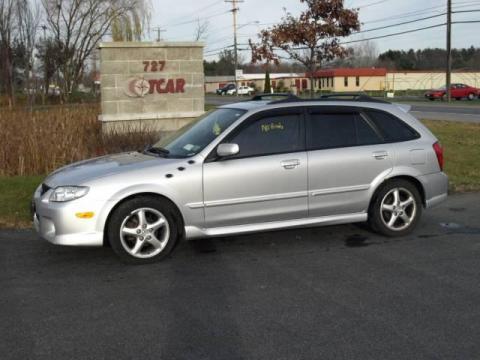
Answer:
365, 110, 420, 142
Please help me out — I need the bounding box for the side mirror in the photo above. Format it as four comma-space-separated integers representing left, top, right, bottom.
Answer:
217, 143, 239, 157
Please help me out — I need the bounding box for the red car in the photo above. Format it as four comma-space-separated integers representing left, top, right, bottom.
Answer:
425, 83, 480, 101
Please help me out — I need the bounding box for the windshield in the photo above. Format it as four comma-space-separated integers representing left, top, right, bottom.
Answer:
153, 108, 246, 158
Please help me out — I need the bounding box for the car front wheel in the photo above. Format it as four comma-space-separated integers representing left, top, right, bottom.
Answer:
467, 93, 475, 100
368, 180, 422, 237
107, 196, 179, 264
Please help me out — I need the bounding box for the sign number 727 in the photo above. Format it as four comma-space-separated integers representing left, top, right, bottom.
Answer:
143, 60, 166, 72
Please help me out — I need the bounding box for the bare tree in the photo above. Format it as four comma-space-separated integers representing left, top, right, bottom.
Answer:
0, 0, 17, 107
17, 0, 41, 108
111, 0, 151, 41
42, 0, 149, 100
350, 40, 378, 67
193, 19, 209, 42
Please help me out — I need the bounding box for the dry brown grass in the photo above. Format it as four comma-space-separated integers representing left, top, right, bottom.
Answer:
0, 104, 160, 176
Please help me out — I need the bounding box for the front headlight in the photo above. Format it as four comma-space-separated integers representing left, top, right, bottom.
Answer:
49, 186, 89, 202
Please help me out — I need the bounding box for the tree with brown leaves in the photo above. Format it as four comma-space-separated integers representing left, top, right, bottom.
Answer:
250, 0, 360, 97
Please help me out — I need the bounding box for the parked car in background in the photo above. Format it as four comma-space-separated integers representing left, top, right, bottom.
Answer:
227, 85, 255, 96
216, 83, 236, 96
33, 93, 448, 264
425, 83, 480, 101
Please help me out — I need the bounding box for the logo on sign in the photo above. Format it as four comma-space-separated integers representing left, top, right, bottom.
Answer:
125, 77, 151, 98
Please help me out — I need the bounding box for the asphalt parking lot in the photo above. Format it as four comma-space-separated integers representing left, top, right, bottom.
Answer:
1, 193, 480, 359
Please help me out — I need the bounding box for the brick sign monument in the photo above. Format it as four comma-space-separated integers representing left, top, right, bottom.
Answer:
99, 42, 204, 131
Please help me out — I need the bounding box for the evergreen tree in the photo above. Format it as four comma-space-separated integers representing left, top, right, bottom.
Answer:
264, 70, 271, 93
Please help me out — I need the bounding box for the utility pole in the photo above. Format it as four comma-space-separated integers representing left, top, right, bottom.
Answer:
41, 25, 47, 41
446, 0, 452, 102
152, 26, 166, 42
226, 0, 244, 96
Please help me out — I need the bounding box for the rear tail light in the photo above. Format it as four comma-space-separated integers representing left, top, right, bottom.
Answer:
433, 142, 444, 171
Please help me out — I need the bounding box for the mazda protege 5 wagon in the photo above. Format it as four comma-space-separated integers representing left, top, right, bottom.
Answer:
33, 94, 448, 263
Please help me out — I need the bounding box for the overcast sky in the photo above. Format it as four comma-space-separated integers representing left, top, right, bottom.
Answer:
148, 0, 479, 60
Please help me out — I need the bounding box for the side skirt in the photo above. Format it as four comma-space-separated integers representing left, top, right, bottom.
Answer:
184, 212, 368, 240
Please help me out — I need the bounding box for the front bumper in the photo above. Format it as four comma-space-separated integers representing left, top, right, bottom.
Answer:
32, 187, 105, 247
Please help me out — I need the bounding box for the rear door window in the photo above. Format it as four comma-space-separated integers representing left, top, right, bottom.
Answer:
306, 111, 383, 150
364, 110, 420, 142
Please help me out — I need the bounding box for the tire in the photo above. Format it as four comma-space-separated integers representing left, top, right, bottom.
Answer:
455, 97, 461, 101
467, 93, 475, 101
107, 196, 179, 264
368, 179, 422, 237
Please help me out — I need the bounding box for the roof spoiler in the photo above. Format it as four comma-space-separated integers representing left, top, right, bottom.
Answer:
394, 103, 412, 113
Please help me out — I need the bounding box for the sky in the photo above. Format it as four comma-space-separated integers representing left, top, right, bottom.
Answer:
148, 0, 480, 60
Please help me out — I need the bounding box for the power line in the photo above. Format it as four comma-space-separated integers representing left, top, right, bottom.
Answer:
356, 13, 446, 34
362, 0, 480, 24
341, 23, 448, 45
167, 10, 230, 28
179, 0, 225, 19
204, 45, 235, 54
356, 0, 392, 9
353, 8, 480, 35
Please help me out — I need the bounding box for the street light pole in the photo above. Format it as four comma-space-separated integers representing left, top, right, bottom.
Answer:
446, 0, 452, 102
226, 0, 244, 96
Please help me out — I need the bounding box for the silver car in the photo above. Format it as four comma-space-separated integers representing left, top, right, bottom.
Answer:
33, 94, 448, 263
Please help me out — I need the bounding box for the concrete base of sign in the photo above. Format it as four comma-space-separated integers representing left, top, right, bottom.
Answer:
99, 41, 205, 133
100, 113, 202, 134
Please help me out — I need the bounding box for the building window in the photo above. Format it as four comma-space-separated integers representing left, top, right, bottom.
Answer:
356, 76, 360, 87
344, 77, 348, 87
302, 79, 308, 90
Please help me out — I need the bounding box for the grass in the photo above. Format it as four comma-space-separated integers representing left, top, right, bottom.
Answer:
422, 119, 480, 192
0, 116, 479, 229
0, 176, 44, 228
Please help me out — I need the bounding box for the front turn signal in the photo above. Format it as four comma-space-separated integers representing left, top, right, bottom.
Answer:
75, 212, 95, 219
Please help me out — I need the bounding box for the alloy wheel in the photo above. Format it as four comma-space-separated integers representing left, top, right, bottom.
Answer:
119, 207, 170, 259
380, 187, 417, 232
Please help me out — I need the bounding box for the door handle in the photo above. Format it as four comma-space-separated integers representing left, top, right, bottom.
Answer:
372, 151, 388, 160
281, 159, 300, 169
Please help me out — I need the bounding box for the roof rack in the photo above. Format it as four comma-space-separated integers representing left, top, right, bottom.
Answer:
251, 93, 299, 102
317, 93, 390, 103
264, 92, 390, 105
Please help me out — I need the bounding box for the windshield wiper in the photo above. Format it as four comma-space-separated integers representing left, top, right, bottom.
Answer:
143, 145, 170, 157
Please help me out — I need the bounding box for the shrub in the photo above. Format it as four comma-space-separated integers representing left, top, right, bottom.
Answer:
0, 104, 160, 176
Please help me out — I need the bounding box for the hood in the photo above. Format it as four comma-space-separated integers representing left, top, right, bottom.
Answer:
44, 152, 180, 188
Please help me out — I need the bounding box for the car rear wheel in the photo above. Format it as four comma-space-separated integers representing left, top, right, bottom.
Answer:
467, 93, 475, 100
368, 179, 422, 237
107, 196, 179, 264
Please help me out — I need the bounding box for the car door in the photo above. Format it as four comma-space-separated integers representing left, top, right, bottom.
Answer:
203, 108, 308, 228
450, 84, 461, 98
306, 107, 394, 218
